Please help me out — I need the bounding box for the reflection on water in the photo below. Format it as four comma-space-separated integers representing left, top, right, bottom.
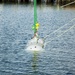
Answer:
32, 51, 38, 75
63, 4, 75, 10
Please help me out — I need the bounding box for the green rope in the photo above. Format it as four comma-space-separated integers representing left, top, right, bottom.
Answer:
32, 0, 37, 34
33, 0, 37, 33
34, 0, 37, 25
32, 0, 40, 34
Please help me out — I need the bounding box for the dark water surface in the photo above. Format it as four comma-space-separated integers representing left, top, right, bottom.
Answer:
0, 4, 75, 75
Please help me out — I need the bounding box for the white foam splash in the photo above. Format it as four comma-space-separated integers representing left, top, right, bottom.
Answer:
26, 37, 44, 51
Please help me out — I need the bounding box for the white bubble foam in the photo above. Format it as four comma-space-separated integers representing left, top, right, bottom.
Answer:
25, 36, 44, 52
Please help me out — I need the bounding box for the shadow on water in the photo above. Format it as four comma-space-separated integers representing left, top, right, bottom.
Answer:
31, 51, 50, 75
